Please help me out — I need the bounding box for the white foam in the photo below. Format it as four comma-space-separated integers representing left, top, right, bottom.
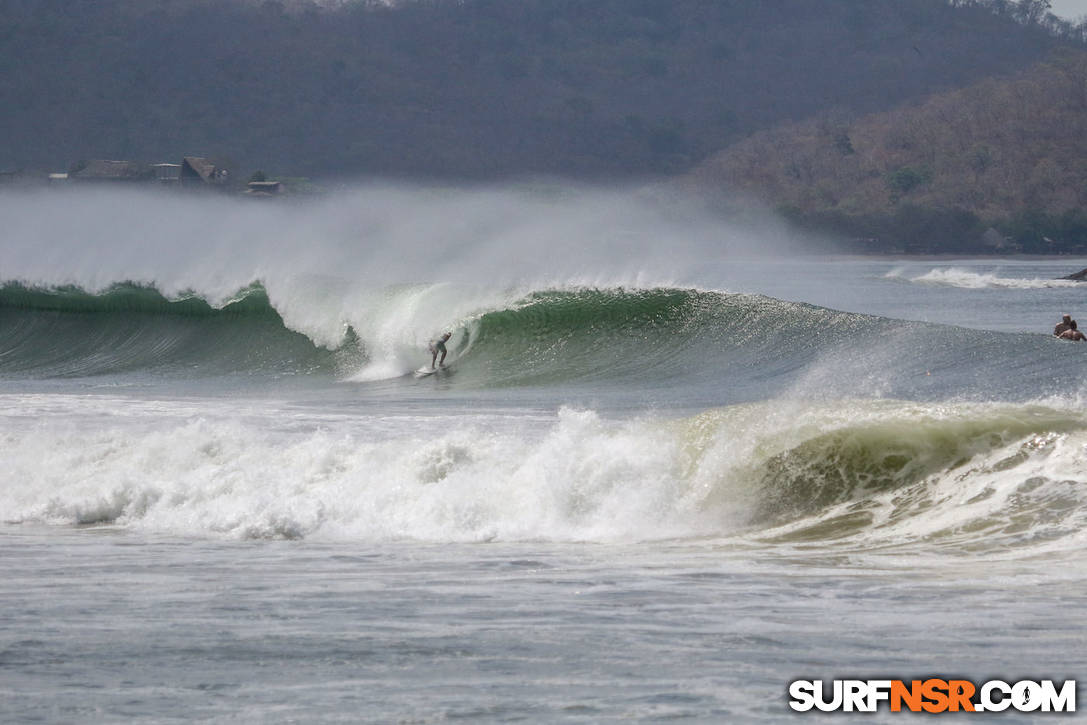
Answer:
330, 284, 516, 381
887, 267, 1081, 289
5, 395, 1085, 548
0, 399, 732, 542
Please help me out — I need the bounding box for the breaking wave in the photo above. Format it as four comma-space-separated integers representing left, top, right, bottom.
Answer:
885, 267, 1082, 289
3, 397, 1085, 551
2, 280, 1083, 402
0, 281, 341, 378
0, 280, 876, 383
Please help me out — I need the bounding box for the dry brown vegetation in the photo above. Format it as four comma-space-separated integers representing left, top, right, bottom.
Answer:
692, 51, 1087, 251
0, 0, 1075, 179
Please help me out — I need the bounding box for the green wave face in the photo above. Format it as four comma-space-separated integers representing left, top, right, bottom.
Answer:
0, 282, 880, 383
0, 281, 276, 316
0, 281, 340, 378
453, 287, 880, 387
752, 410, 1086, 522
0, 281, 1076, 399
681, 402, 1087, 548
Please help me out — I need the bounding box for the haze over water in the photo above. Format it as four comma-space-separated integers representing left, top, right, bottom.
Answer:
2, 186, 1085, 722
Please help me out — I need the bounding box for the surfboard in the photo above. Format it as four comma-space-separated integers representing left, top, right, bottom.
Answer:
413, 363, 451, 378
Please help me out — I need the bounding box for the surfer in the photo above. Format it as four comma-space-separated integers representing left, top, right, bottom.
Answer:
428, 332, 452, 369
1054, 313, 1075, 336
1058, 321, 1086, 341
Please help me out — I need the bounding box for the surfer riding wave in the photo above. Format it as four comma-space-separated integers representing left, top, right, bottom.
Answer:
428, 332, 452, 369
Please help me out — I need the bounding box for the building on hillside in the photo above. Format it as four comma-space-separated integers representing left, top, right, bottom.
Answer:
152, 163, 181, 184
68, 160, 153, 182
245, 180, 284, 197
49, 156, 249, 191
180, 157, 230, 187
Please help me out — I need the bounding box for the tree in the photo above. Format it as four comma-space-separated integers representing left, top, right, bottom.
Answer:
887, 166, 932, 196
1014, 0, 1051, 25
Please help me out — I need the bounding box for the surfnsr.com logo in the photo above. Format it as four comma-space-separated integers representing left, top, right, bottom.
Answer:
788, 679, 1076, 713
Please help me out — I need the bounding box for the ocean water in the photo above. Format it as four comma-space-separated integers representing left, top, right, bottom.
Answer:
1, 186, 1086, 722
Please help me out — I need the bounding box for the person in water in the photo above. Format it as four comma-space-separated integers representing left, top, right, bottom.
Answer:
1054, 313, 1075, 336
428, 332, 452, 369
1058, 320, 1086, 341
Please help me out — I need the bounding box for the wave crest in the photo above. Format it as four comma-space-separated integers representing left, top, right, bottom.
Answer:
0, 281, 340, 378
886, 267, 1081, 289
5, 400, 1084, 549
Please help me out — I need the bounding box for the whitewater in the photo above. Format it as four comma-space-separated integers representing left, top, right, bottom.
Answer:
1, 185, 1085, 722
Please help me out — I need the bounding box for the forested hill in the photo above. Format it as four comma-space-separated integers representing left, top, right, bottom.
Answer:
690, 51, 1087, 253
0, 0, 1078, 178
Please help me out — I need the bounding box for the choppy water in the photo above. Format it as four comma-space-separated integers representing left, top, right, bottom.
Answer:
1, 187, 1085, 722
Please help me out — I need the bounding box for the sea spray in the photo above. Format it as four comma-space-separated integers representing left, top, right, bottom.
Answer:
0, 183, 797, 296
3, 395, 1084, 549
885, 267, 1082, 290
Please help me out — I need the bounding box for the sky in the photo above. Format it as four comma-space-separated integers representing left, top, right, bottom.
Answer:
1051, 0, 1087, 19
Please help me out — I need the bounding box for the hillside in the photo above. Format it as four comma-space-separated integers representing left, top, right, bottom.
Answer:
690, 51, 1087, 253
0, 0, 1077, 179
